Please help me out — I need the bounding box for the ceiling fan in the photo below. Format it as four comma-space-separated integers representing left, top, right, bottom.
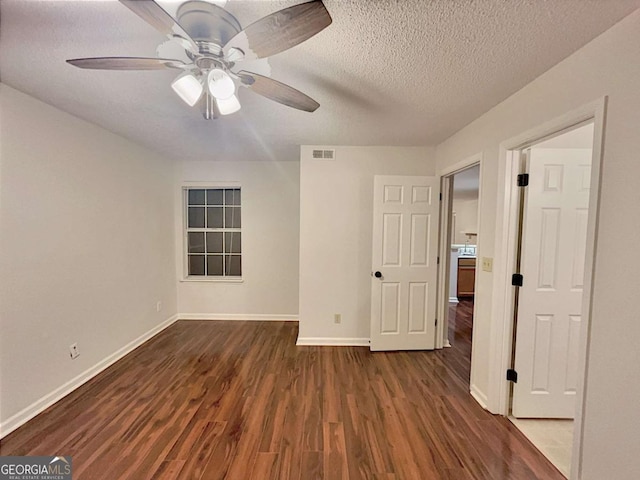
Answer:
66, 0, 332, 119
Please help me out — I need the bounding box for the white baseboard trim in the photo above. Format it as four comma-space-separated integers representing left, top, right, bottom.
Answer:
470, 383, 489, 410
449, 297, 459, 304
178, 313, 298, 321
296, 337, 370, 347
0, 314, 179, 439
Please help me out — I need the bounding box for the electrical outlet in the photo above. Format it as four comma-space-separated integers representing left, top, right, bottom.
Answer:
482, 257, 493, 272
69, 343, 80, 359
156, 301, 162, 312
334, 313, 341, 324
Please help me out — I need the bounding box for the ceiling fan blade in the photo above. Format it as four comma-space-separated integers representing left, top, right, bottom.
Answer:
67, 57, 187, 70
224, 0, 332, 61
119, 0, 199, 53
230, 58, 272, 78
238, 71, 319, 112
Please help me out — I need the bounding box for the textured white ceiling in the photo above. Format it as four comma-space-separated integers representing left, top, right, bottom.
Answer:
1, 1, 638, 162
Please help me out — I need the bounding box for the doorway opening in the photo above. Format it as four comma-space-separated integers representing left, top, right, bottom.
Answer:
436, 158, 483, 395
447, 165, 479, 343
507, 121, 596, 478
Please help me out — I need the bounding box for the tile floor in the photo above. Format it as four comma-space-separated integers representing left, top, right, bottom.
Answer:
509, 417, 574, 478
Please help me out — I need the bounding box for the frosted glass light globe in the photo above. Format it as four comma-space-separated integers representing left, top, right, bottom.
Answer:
171, 73, 203, 107
216, 94, 241, 115
207, 69, 235, 100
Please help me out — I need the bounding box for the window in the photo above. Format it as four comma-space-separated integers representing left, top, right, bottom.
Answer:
185, 187, 241, 278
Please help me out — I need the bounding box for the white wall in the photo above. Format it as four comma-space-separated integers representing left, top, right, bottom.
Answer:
451, 198, 478, 244
298, 146, 435, 342
435, 10, 640, 480
175, 160, 299, 318
0, 84, 177, 434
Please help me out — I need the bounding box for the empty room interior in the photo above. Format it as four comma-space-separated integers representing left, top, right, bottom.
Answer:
1, 1, 640, 479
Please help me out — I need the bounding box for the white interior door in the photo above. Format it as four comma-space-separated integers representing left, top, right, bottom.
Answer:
370, 175, 439, 351
513, 147, 592, 418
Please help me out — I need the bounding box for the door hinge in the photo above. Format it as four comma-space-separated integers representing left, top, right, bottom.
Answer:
435, 318, 438, 326
517, 173, 529, 187
511, 273, 523, 287
437, 256, 440, 265
439, 192, 443, 201
507, 369, 518, 383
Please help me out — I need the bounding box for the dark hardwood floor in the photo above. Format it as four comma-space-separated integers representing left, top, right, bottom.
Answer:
447, 299, 475, 384
1, 307, 564, 479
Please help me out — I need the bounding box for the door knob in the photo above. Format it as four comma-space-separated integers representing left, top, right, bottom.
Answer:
374, 271, 382, 278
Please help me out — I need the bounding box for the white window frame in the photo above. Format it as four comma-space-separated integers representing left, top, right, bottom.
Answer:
181, 183, 243, 283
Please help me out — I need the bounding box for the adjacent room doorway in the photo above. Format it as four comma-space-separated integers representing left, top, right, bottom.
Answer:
446, 165, 480, 350
435, 155, 485, 407
508, 122, 595, 478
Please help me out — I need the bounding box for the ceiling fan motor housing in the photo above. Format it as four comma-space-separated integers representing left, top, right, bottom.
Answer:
176, 1, 242, 49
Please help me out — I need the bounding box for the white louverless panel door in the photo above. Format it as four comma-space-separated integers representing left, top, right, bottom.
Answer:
370, 176, 440, 351
512, 148, 592, 418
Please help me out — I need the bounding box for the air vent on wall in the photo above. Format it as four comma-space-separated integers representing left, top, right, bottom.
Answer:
312, 149, 335, 160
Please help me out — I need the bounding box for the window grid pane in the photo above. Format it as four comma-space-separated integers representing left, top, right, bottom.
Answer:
225, 207, 241, 228
224, 232, 241, 253
225, 255, 242, 276
188, 232, 205, 254
206, 232, 223, 253
206, 189, 224, 206
225, 189, 241, 206
188, 189, 205, 206
207, 207, 224, 228
186, 187, 241, 278
207, 255, 224, 276
188, 255, 205, 276
188, 207, 205, 228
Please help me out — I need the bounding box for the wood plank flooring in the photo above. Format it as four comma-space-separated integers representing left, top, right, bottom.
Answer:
1, 303, 564, 479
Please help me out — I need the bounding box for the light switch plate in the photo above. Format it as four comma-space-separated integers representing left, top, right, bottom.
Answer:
482, 257, 493, 272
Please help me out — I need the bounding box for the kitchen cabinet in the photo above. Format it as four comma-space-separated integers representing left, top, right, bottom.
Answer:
457, 257, 476, 298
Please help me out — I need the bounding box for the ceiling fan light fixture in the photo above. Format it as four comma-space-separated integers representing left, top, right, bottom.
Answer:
215, 94, 241, 115
207, 68, 236, 100
171, 73, 203, 107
